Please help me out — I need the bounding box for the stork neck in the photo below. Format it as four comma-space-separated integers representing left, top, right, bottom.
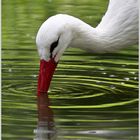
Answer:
71, 22, 109, 53
71, 18, 138, 53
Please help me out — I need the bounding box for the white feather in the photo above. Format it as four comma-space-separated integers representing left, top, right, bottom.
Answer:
36, 0, 138, 61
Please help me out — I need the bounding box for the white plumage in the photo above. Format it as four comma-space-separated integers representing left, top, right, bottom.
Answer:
36, 0, 138, 62
96, 0, 138, 51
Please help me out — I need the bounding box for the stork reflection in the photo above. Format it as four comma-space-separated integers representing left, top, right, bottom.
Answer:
34, 93, 56, 140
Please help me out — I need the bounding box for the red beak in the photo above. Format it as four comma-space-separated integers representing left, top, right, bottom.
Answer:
37, 59, 57, 96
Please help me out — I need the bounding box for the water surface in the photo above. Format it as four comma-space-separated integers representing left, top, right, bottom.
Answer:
2, 0, 138, 140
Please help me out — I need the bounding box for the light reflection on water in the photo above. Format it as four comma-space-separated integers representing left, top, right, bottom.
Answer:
2, 0, 138, 140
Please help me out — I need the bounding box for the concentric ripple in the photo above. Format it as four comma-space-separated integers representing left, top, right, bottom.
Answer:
2, 47, 138, 140
2, 0, 138, 140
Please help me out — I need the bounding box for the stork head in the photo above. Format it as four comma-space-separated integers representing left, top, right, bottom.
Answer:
36, 14, 74, 95
36, 14, 74, 62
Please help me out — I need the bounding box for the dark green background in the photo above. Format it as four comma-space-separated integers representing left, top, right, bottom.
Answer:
2, 0, 138, 139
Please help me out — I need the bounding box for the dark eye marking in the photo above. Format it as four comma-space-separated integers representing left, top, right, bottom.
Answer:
50, 37, 60, 54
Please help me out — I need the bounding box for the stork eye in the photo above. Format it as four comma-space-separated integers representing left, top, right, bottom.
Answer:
50, 38, 59, 54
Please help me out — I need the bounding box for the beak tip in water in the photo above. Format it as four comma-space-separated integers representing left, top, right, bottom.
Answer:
37, 59, 57, 96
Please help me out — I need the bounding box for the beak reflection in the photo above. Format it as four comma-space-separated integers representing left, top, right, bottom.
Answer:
34, 94, 56, 140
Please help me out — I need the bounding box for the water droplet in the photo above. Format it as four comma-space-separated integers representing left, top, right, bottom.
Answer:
124, 77, 130, 81
122, 64, 126, 67
109, 74, 116, 78
134, 77, 137, 80
8, 68, 12, 72
48, 90, 51, 93
102, 72, 107, 75
32, 75, 37, 78
121, 82, 125, 85
129, 72, 136, 74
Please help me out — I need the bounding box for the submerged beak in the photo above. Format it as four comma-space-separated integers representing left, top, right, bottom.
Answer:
37, 59, 57, 96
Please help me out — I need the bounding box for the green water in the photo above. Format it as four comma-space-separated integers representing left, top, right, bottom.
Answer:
2, 0, 138, 140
